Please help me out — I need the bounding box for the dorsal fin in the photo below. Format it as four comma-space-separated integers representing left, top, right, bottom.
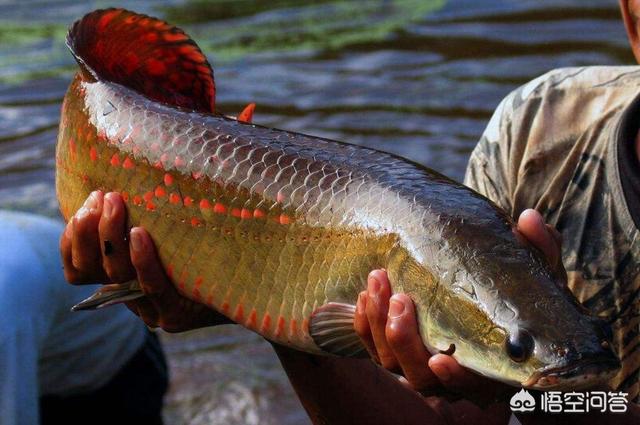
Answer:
66, 8, 215, 113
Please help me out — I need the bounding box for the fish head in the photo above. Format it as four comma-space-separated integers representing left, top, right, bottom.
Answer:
468, 255, 618, 390
410, 231, 620, 391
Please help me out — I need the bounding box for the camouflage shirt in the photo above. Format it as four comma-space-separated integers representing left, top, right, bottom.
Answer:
464, 67, 640, 402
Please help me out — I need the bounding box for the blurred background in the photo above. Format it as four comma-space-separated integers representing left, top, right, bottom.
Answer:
0, 0, 632, 423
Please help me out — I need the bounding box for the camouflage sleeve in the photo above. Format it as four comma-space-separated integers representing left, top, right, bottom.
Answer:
463, 92, 518, 214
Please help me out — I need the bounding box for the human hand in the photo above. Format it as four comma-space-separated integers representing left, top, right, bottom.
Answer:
60, 190, 231, 332
353, 209, 564, 406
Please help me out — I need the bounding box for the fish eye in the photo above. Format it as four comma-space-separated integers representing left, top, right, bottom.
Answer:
505, 329, 534, 363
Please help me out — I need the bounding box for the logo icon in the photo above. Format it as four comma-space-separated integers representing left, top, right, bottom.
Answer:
510, 389, 536, 412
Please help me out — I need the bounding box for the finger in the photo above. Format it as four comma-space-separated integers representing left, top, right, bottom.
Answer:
385, 294, 440, 391
365, 269, 398, 371
70, 191, 110, 283
99, 192, 136, 282
354, 291, 377, 360
126, 297, 159, 328
130, 227, 186, 330
129, 227, 172, 299
517, 209, 560, 267
60, 219, 81, 284
428, 354, 511, 403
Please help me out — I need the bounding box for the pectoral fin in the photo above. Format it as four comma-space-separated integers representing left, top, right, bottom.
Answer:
310, 302, 368, 358
71, 280, 144, 311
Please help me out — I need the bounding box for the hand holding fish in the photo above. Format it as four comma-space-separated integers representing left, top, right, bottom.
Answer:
353, 209, 564, 405
60, 191, 231, 332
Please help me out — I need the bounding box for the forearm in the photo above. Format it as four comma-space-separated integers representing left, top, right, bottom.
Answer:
272, 343, 446, 425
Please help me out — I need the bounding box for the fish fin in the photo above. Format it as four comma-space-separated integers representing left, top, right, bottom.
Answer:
71, 281, 143, 311
238, 103, 256, 123
310, 302, 368, 358
66, 8, 215, 113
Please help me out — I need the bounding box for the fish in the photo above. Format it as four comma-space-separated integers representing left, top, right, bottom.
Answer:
56, 8, 620, 390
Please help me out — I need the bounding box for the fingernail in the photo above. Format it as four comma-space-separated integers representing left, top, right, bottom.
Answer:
85, 191, 99, 212
431, 364, 451, 383
103, 197, 113, 219
75, 206, 90, 219
64, 221, 73, 239
356, 292, 365, 314
368, 274, 380, 296
130, 229, 143, 253
388, 298, 405, 319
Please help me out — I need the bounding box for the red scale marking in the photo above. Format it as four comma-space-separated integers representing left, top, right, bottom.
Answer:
246, 309, 258, 329
290, 319, 298, 338
143, 191, 154, 202
122, 157, 135, 169
160, 153, 170, 165
199, 199, 211, 210
213, 203, 227, 214
253, 209, 265, 219
166, 264, 174, 279
231, 208, 242, 218
164, 173, 174, 186
169, 193, 182, 205
132, 195, 143, 206
234, 304, 245, 323
121, 191, 129, 202
275, 316, 285, 338
89, 146, 98, 162
279, 214, 292, 225
260, 313, 272, 334
192, 288, 201, 301
174, 156, 186, 168
146, 201, 156, 211
110, 154, 120, 167
192, 276, 203, 300
240, 208, 252, 220
154, 185, 167, 198
183, 196, 194, 207
190, 217, 201, 227
221, 302, 230, 314
178, 270, 188, 291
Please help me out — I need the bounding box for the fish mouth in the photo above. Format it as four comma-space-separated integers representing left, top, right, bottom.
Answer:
523, 357, 620, 390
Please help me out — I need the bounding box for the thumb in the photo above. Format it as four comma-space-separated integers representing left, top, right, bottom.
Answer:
516, 209, 562, 270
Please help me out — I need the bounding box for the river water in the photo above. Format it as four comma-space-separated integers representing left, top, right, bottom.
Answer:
0, 0, 632, 423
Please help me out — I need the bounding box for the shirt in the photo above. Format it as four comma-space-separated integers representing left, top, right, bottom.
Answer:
464, 66, 640, 403
0, 210, 146, 424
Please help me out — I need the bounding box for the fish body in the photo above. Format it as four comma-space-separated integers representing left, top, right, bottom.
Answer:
56, 9, 619, 389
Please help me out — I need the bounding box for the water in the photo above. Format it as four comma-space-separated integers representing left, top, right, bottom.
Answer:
0, 0, 631, 423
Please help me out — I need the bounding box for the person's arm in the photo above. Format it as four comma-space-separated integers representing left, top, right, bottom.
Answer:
272, 345, 450, 425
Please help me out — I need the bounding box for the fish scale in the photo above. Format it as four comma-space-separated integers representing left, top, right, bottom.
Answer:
57, 8, 621, 389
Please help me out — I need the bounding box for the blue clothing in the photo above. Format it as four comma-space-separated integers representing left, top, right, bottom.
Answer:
0, 210, 146, 425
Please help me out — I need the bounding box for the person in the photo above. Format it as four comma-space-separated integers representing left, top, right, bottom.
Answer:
0, 209, 168, 425
61, 1, 640, 423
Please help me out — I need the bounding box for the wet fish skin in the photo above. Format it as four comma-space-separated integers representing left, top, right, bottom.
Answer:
56, 8, 620, 390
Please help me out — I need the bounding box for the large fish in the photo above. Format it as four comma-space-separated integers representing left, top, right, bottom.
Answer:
57, 8, 619, 390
